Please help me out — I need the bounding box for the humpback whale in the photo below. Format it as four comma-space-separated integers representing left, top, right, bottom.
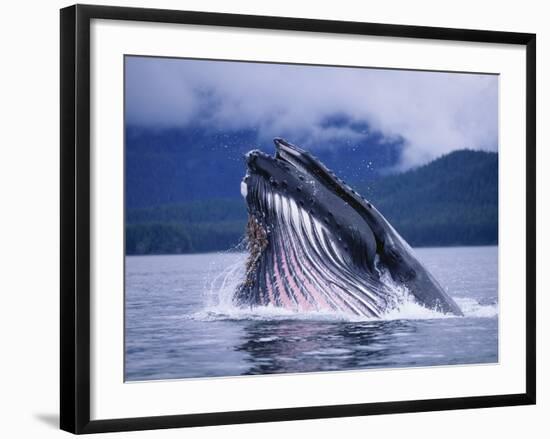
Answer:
234, 138, 463, 318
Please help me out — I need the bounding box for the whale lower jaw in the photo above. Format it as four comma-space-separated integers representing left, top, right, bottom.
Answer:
234, 191, 394, 318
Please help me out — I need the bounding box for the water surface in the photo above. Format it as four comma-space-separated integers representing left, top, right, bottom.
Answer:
125, 246, 498, 381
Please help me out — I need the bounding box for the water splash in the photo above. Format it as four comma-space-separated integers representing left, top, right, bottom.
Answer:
196, 251, 497, 322
202, 248, 247, 309
454, 297, 498, 318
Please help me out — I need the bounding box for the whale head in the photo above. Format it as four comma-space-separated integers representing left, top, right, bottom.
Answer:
235, 138, 463, 317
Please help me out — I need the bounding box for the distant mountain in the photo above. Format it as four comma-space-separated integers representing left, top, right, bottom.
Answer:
125, 122, 403, 209
361, 149, 498, 247
126, 149, 498, 254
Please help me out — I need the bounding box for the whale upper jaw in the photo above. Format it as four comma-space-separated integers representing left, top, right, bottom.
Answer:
274, 137, 304, 161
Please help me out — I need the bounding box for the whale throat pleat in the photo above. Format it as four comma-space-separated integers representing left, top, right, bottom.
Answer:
236, 189, 390, 317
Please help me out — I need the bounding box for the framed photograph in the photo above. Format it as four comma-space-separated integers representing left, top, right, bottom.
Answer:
60, 4, 536, 434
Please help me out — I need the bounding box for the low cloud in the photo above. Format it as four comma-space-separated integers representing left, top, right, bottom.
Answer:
125, 56, 498, 168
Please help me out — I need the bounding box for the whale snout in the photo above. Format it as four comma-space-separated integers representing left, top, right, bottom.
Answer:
245, 149, 274, 168
245, 149, 261, 165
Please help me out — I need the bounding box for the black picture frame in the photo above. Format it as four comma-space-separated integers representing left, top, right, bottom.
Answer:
60, 4, 536, 434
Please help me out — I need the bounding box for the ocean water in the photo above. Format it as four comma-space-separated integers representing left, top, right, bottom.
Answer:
125, 246, 498, 381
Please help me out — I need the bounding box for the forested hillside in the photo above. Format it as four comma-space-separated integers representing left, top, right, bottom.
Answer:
125, 122, 402, 208
361, 149, 498, 247
126, 149, 497, 254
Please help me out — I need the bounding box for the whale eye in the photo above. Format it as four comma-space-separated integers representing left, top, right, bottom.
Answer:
299, 200, 305, 207
298, 175, 305, 181
323, 217, 329, 224
281, 180, 288, 189
296, 186, 302, 192
269, 177, 278, 187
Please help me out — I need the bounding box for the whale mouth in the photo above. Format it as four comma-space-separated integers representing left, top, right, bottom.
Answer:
234, 138, 463, 318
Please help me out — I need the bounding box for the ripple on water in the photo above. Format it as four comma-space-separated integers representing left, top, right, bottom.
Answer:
125, 247, 499, 380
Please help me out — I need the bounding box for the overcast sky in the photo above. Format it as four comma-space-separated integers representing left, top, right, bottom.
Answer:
125, 56, 498, 169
